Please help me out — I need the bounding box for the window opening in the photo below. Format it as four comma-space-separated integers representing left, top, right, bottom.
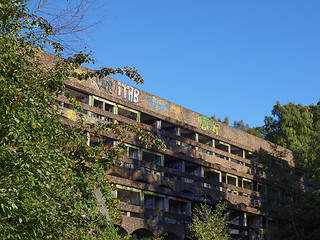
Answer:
198, 134, 213, 146
155, 196, 166, 211
180, 128, 196, 141
140, 112, 160, 128
126, 144, 140, 160
161, 120, 177, 134
142, 150, 163, 166
118, 105, 140, 121
215, 141, 230, 160
225, 174, 238, 195
229, 211, 240, 225
91, 96, 115, 122
90, 136, 113, 149
164, 155, 184, 171
117, 188, 140, 206
93, 98, 103, 110
169, 198, 189, 215
227, 174, 238, 186
242, 178, 252, 190
65, 87, 89, 114
215, 141, 229, 152
144, 192, 166, 211
231, 145, 244, 157
253, 182, 264, 193
144, 194, 155, 209
66, 87, 89, 104
185, 162, 202, 177
164, 172, 183, 182
204, 168, 221, 182
245, 151, 257, 161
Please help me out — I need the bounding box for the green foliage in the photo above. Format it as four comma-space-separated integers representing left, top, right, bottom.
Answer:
211, 115, 229, 125
209, 101, 320, 239
233, 119, 264, 138
188, 201, 231, 240
254, 148, 306, 239
0, 0, 165, 239
256, 101, 320, 239
211, 115, 264, 138
263, 101, 317, 168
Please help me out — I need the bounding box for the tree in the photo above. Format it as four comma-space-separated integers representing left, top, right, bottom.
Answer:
211, 115, 264, 138
263, 101, 317, 168
255, 101, 320, 239
187, 201, 231, 240
0, 0, 165, 239
211, 115, 229, 125
233, 119, 264, 138
253, 147, 306, 240
210, 102, 320, 239
29, 0, 105, 52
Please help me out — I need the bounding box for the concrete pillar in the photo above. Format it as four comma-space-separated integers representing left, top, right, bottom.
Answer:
175, 127, 180, 145
200, 166, 204, 178
195, 133, 199, 142
240, 212, 248, 236
212, 139, 215, 156
187, 201, 191, 216
164, 197, 169, 212
141, 191, 145, 207
156, 120, 161, 129
195, 133, 199, 151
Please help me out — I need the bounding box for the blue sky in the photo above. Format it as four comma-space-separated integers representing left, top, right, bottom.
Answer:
38, 0, 320, 127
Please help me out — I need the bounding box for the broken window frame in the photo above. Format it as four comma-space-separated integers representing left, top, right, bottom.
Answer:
117, 104, 140, 122
184, 161, 202, 177
168, 196, 190, 216
204, 168, 221, 191
89, 135, 114, 149
116, 185, 142, 206
215, 141, 230, 160
125, 144, 140, 160
90, 96, 116, 122
140, 112, 161, 128
242, 178, 253, 190
143, 191, 166, 211
141, 149, 164, 166
63, 87, 90, 115
163, 155, 185, 172
226, 173, 238, 195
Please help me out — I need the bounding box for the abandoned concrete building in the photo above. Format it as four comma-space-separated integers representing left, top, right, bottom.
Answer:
57, 71, 296, 240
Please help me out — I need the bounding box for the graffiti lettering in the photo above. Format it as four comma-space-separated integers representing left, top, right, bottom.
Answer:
116, 82, 139, 103
66, 110, 77, 121
93, 79, 140, 103
66, 110, 100, 124
145, 96, 169, 111
171, 104, 185, 122
82, 115, 99, 124
95, 78, 113, 94
198, 116, 220, 135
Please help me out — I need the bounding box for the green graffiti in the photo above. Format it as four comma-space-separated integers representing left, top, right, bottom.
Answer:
198, 116, 220, 135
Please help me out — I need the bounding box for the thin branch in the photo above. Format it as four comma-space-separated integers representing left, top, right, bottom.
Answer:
53, 2, 87, 34
31, 0, 49, 17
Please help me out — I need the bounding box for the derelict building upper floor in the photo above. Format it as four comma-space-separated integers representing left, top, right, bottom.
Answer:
54, 60, 297, 240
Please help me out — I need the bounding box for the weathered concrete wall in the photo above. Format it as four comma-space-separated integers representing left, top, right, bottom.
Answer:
70, 72, 295, 165
40, 50, 295, 164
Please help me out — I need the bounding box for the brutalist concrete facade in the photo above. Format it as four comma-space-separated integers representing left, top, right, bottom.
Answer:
57, 66, 296, 240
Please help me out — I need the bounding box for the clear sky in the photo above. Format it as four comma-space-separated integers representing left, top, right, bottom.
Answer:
38, 0, 320, 127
